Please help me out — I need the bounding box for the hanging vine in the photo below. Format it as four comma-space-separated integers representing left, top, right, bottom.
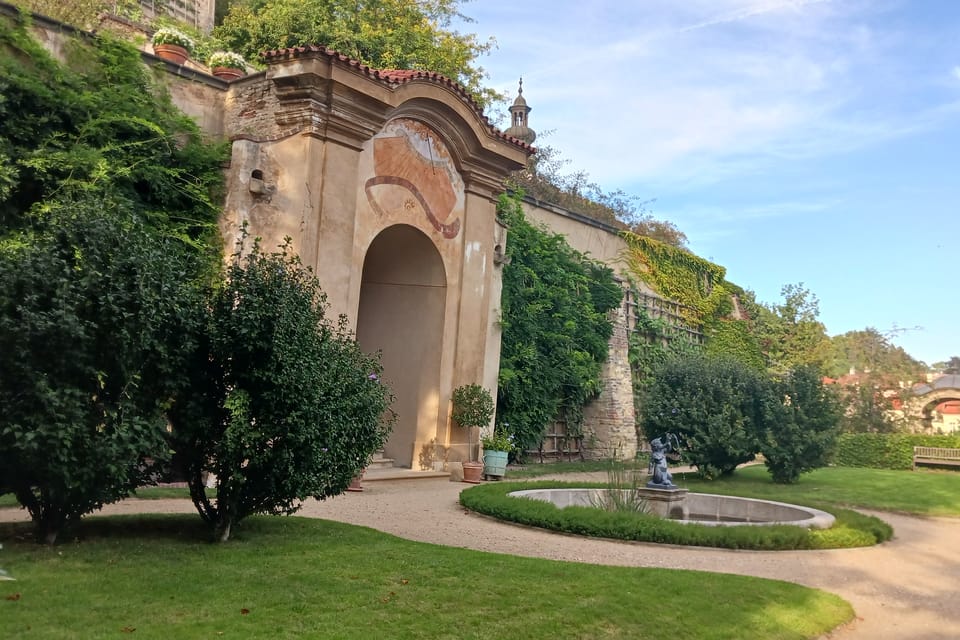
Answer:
621, 232, 730, 327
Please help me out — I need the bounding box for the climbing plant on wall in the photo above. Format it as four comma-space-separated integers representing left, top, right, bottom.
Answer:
496, 190, 622, 455
621, 233, 730, 327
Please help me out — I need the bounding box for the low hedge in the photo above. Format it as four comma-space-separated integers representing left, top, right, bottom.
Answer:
460, 481, 892, 550
832, 433, 960, 470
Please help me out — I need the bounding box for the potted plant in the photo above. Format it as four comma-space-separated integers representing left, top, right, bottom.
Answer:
451, 384, 494, 484
481, 426, 514, 479
152, 28, 195, 65
208, 51, 247, 81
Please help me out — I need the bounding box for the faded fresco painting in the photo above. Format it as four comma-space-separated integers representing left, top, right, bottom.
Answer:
360, 118, 465, 239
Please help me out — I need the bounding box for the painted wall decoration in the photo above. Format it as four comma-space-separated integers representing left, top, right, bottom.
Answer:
362, 119, 464, 239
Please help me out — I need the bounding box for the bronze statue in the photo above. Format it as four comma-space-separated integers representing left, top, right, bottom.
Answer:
647, 433, 680, 488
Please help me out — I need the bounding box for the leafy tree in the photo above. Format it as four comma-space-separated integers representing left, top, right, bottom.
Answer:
740, 284, 829, 374
0, 15, 226, 253
0, 203, 202, 543
824, 328, 925, 381
761, 366, 841, 483
639, 355, 766, 479
169, 239, 393, 542
496, 191, 621, 454
838, 376, 906, 434
214, 0, 501, 109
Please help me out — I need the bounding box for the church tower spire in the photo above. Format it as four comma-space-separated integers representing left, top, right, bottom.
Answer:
504, 78, 536, 145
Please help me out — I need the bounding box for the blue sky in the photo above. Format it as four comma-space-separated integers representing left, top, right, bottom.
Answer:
456, 0, 959, 366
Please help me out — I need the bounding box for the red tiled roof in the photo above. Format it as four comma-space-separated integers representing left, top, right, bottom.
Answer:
261, 46, 534, 152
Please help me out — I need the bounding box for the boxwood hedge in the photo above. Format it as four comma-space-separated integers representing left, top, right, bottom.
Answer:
460, 481, 892, 550
832, 433, 960, 470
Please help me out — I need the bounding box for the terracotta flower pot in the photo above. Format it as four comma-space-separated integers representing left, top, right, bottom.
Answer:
154, 43, 189, 65
346, 468, 366, 492
212, 66, 245, 81
462, 461, 484, 484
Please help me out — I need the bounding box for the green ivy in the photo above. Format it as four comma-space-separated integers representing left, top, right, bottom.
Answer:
622, 232, 729, 326
497, 191, 622, 454
0, 12, 227, 264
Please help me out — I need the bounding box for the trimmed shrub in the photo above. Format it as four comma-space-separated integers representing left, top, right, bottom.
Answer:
833, 433, 960, 470
639, 355, 767, 478
460, 481, 891, 550
762, 366, 841, 483
169, 239, 393, 542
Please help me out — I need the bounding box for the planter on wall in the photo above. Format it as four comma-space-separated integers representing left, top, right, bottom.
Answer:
154, 44, 189, 65
212, 66, 245, 81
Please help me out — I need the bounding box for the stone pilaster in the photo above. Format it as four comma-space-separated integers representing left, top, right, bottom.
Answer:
583, 296, 637, 459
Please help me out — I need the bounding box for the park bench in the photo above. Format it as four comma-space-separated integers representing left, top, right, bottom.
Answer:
912, 446, 960, 470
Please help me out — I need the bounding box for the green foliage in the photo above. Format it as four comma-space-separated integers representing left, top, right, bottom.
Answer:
628, 307, 702, 383
762, 366, 841, 483
0, 203, 202, 543
740, 284, 830, 374
622, 233, 728, 327
214, 0, 502, 109
169, 239, 393, 542
0, 15, 227, 258
460, 481, 891, 550
825, 328, 926, 380
838, 376, 907, 433
705, 318, 765, 370
481, 428, 514, 452
496, 191, 622, 454
833, 433, 960, 470
639, 355, 766, 479
451, 383, 494, 428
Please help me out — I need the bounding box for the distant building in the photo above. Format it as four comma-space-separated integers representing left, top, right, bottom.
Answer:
137, 0, 214, 33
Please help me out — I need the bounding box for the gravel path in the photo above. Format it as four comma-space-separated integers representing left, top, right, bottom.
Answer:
3, 474, 958, 639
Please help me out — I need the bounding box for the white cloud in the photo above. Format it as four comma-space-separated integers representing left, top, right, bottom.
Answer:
470, 0, 958, 191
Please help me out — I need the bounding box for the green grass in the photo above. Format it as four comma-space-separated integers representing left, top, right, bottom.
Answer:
461, 481, 891, 550
508, 462, 960, 517
0, 514, 852, 640
672, 465, 960, 517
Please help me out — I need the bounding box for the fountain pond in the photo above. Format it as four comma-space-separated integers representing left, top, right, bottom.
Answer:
508, 487, 834, 528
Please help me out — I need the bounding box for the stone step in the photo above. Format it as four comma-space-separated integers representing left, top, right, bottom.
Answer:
367, 452, 396, 471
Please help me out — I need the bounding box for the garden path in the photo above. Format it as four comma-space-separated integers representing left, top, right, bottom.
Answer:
2, 473, 957, 639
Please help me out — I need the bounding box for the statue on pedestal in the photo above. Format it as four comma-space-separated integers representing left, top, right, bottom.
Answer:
647, 433, 680, 489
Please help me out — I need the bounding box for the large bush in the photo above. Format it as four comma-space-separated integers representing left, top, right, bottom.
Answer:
169, 240, 393, 542
0, 204, 202, 543
762, 366, 841, 483
640, 355, 767, 479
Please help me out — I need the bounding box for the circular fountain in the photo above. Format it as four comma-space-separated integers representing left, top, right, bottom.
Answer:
508, 487, 834, 528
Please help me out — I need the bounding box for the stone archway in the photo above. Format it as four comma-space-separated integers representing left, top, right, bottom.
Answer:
907, 375, 960, 432
356, 224, 447, 467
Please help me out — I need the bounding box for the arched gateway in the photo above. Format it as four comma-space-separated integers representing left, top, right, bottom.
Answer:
218, 47, 531, 467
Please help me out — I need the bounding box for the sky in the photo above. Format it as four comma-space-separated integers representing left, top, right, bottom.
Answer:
455, 0, 959, 366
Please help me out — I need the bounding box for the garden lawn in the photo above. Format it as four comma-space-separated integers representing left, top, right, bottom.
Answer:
673, 465, 960, 517
0, 515, 850, 640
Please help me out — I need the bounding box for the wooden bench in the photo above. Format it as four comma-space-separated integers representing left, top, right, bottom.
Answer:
913, 446, 960, 470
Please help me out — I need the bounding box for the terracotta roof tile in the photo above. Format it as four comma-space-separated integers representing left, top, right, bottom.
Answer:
261, 46, 534, 152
